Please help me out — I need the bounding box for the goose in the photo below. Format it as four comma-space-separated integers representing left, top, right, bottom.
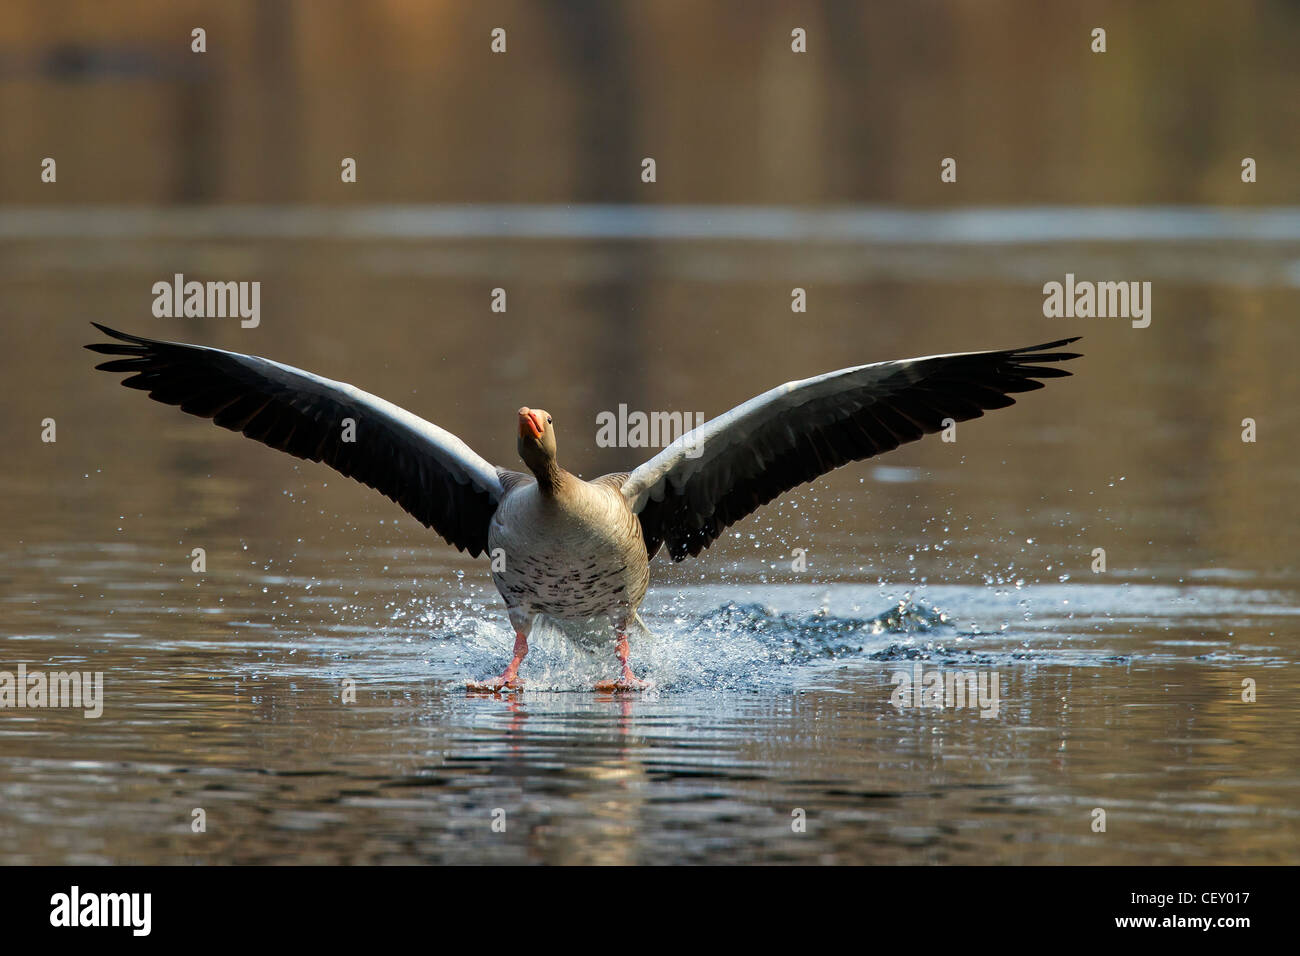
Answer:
86, 324, 1080, 692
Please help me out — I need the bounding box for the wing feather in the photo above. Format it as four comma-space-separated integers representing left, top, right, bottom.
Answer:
621, 338, 1081, 561
86, 323, 506, 556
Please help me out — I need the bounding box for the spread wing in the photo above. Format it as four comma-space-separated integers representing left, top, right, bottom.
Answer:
86, 323, 509, 556
621, 338, 1081, 561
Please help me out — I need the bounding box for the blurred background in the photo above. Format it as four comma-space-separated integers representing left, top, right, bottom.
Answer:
1, 1, 1298, 864
3, 0, 1299, 205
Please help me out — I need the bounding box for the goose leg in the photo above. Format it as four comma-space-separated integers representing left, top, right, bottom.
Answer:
595, 631, 653, 692
467, 630, 529, 693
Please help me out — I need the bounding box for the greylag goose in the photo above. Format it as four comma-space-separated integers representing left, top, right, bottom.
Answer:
86, 324, 1080, 691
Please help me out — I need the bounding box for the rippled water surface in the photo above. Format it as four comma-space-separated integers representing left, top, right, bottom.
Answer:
3, 215, 1300, 865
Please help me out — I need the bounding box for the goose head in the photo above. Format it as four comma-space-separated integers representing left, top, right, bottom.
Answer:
517, 406, 558, 476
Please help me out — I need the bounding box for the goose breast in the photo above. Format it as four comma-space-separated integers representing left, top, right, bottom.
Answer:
488, 479, 650, 623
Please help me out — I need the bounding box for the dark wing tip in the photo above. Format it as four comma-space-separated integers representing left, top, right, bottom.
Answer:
86, 323, 150, 353
88, 322, 148, 342
1006, 337, 1083, 378
1020, 336, 1081, 350
93, 358, 151, 372
1013, 337, 1082, 361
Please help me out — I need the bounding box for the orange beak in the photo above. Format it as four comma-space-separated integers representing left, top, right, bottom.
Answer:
518, 407, 544, 440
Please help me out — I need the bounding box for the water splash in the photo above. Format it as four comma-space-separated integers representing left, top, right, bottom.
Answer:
423, 597, 954, 693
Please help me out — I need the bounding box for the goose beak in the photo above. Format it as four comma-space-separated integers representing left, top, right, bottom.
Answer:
518, 407, 544, 440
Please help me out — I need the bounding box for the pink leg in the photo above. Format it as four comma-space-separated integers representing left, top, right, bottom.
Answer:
595, 632, 653, 692
467, 631, 528, 693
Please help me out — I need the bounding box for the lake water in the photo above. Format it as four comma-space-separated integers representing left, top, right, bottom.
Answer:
2, 206, 1299, 864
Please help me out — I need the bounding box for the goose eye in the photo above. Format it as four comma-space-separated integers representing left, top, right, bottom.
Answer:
546, 416, 552, 424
